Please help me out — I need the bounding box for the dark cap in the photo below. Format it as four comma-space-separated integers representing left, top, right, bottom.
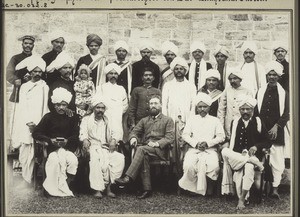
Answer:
19, 35, 35, 42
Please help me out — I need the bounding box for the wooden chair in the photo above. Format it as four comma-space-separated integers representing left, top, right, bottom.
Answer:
32, 140, 48, 189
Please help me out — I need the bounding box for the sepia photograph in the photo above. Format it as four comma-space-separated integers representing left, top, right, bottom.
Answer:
1, 5, 296, 216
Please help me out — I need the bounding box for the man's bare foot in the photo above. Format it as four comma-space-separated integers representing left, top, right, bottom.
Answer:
236, 199, 245, 210
271, 187, 280, 199
93, 190, 103, 198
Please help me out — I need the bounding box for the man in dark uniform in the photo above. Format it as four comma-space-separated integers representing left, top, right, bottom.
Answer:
42, 31, 66, 86
213, 45, 230, 90
256, 60, 289, 199
273, 42, 289, 91
185, 41, 212, 91
75, 34, 106, 87
6, 35, 35, 102
131, 41, 160, 91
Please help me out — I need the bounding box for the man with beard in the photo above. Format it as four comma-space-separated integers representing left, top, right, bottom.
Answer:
128, 68, 161, 130
11, 56, 49, 186
95, 63, 128, 143
6, 35, 35, 102
273, 42, 289, 91
47, 52, 76, 116
131, 40, 160, 90
256, 60, 289, 199
162, 57, 196, 124
218, 68, 252, 140
238, 41, 266, 96
75, 34, 106, 87
112, 40, 132, 98
213, 45, 230, 90
79, 97, 125, 198
221, 97, 270, 210
178, 93, 225, 196
32, 87, 80, 197
42, 31, 66, 86
186, 41, 212, 91
115, 95, 174, 199
159, 41, 178, 90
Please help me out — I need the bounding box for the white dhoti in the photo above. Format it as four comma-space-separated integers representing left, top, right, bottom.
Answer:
221, 148, 261, 198
269, 144, 285, 187
43, 148, 78, 197
89, 145, 125, 191
178, 148, 219, 195
19, 143, 34, 183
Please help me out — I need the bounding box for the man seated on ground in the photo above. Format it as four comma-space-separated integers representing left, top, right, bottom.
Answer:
178, 93, 225, 196
32, 87, 80, 197
115, 95, 175, 199
221, 97, 271, 210
79, 97, 125, 198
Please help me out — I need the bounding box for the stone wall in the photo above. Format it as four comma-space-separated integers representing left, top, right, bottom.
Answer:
4, 10, 290, 68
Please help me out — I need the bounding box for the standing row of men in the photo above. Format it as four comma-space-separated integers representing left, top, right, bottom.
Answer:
6, 33, 290, 210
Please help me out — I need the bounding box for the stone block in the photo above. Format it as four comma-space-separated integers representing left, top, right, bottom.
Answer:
251, 14, 263, 21
192, 30, 215, 40
131, 19, 151, 29
177, 20, 192, 30
191, 14, 213, 21
264, 14, 289, 22
136, 13, 147, 19
225, 32, 248, 40
254, 22, 274, 30
130, 29, 152, 39
213, 14, 227, 20
252, 31, 270, 41
275, 22, 289, 31
193, 21, 217, 30
124, 29, 131, 37
237, 22, 253, 31
255, 50, 272, 64
214, 31, 224, 40
216, 21, 237, 31
173, 29, 191, 39
109, 18, 131, 28
174, 13, 192, 19
228, 14, 249, 21
156, 19, 177, 28
152, 29, 172, 40
271, 31, 289, 41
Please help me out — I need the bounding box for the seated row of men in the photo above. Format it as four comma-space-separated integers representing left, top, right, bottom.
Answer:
8, 34, 289, 210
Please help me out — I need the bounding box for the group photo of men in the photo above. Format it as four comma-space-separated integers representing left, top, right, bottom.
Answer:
3, 10, 292, 215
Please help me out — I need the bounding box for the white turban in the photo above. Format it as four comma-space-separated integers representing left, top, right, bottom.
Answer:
190, 41, 206, 54
213, 45, 229, 57
273, 41, 288, 53
204, 69, 221, 80
50, 30, 65, 42
194, 92, 212, 106
241, 41, 258, 54
104, 63, 121, 75
114, 40, 129, 52
46, 51, 75, 73
265, 60, 284, 76
15, 55, 46, 72
161, 41, 179, 56
239, 97, 257, 108
170, 57, 189, 74
51, 87, 72, 104
227, 67, 243, 80
139, 40, 154, 51
91, 96, 108, 108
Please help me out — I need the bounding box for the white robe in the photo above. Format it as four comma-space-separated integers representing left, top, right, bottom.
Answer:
12, 80, 49, 183
217, 86, 252, 139
162, 78, 196, 123
79, 114, 125, 191
96, 82, 128, 141
178, 115, 225, 195
239, 61, 266, 96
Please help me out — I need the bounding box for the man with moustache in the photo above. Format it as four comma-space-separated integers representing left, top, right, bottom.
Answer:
162, 57, 196, 124
75, 34, 106, 87
160, 41, 178, 90
217, 68, 252, 140
221, 97, 270, 210
32, 87, 80, 197
42, 31, 66, 86
213, 45, 230, 90
128, 68, 161, 130
256, 60, 289, 199
112, 40, 132, 97
79, 97, 125, 198
47, 52, 76, 116
131, 40, 160, 90
178, 93, 225, 196
186, 41, 212, 91
11, 56, 49, 186
95, 63, 128, 143
115, 95, 174, 199
238, 41, 266, 96
273, 42, 289, 91
6, 35, 35, 102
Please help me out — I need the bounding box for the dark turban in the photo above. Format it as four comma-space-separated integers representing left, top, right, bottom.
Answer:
86, 34, 102, 46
